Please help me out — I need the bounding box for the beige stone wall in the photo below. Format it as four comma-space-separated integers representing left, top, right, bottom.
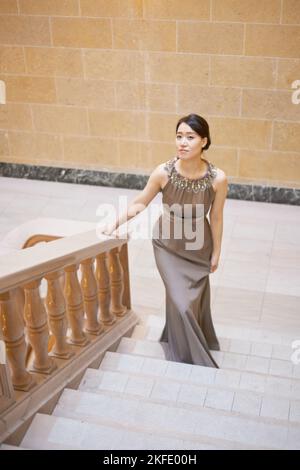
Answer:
0, 0, 300, 186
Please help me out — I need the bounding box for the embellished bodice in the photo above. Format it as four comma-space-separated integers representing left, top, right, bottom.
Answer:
162, 156, 217, 193
160, 156, 218, 218
153, 156, 217, 249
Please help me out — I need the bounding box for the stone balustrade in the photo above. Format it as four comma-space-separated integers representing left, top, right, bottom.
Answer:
0, 229, 137, 441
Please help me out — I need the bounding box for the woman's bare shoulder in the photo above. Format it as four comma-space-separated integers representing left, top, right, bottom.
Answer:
211, 165, 228, 192
149, 161, 171, 190
214, 167, 227, 183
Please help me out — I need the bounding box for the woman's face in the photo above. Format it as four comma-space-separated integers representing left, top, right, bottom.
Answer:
176, 122, 207, 159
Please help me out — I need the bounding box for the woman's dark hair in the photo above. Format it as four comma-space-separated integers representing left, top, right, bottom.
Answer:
176, 114, 211, 151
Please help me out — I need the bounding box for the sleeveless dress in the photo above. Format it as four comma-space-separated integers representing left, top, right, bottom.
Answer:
152, 156, 220, 368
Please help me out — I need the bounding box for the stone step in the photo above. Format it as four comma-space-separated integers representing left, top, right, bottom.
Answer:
137, 314, 298, 355
117, 336, 300, 382
79, 366, 300, 425
136, 313, 298, 347
99, 350, 300, 411
132, 323, 296, 363
215, 322, 298, 348
51, 387, 299, 449
21, 413, 224, 450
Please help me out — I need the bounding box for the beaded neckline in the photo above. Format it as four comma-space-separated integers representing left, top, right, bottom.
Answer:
164, 156, 217, 193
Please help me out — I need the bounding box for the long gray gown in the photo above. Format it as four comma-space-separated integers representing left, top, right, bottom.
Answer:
152, 156, 220, 368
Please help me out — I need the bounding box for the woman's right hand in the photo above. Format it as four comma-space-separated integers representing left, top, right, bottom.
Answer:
96, 222, 117, 238
101, 223, 117, 236
100, 223, 132, 240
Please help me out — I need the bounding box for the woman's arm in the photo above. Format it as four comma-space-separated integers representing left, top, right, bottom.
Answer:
209, 169, 228, 272
102, 164, 166, 236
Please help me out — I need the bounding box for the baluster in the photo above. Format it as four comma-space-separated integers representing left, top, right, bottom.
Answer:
0, 322, 15, 412
80, 258, 103, 335
23, 280, 56, 374
95, 253, 116, 325
45, 270, 74, 359
109, 247, 127, 317
0, 291, 35, 391
64, 264, 89, 346
119, 243, 131, 310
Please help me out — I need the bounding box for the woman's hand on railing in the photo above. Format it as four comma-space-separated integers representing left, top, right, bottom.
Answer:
98, 223, 132, 241
101, 223, 117, 236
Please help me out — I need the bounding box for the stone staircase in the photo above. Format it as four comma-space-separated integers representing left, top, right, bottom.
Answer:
3, 314, 300, 450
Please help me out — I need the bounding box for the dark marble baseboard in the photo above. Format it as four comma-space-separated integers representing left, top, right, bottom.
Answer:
1, 162, 299, 206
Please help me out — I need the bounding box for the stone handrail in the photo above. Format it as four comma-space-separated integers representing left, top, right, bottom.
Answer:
0, 229, 137, 443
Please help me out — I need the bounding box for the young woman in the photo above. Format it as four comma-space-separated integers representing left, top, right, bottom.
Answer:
103, 114, 227, 367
